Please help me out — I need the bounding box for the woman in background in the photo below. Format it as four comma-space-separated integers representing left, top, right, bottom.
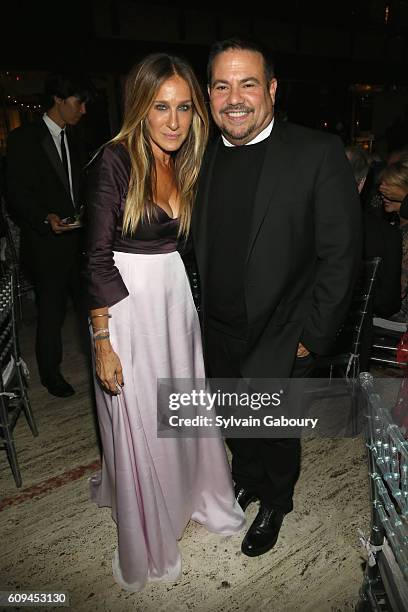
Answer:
84, 53, 244, 592
380, 157, 408, 320
380, 151, 408, 221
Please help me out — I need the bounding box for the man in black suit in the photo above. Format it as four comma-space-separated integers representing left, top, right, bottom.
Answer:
6, 72, 94, 397
192, 39, 362, 557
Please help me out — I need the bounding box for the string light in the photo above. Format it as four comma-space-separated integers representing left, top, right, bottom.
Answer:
1, 71, 42, 111
5, 97, 42, 110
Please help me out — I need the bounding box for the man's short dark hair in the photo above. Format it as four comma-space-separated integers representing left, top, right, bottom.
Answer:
43, 71, 96, 110
207, 37, 275, 86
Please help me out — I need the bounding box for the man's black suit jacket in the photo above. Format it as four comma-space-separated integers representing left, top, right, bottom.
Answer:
6, 119, 84, 276
192, 120, 363, 378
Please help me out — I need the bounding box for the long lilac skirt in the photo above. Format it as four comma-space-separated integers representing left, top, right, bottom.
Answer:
90, 251, 245, 591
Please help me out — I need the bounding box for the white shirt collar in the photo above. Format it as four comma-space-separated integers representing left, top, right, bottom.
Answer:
222, 117, 274, 147
43, 112, 64, 138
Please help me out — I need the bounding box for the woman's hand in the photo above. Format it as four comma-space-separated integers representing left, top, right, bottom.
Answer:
383, 197, 401, 213
46, 213, 77, 234
94, 339, 124, 394
379, 182, 408, 204
297, 342, 310, 357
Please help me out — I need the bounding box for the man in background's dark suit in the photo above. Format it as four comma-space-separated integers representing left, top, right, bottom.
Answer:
6, 72, 94, 397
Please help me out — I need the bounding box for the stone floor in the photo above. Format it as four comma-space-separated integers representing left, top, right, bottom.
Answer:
0, 299, 397, 611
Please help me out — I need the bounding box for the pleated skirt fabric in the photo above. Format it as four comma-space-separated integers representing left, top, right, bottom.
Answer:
90, 250, 245, 591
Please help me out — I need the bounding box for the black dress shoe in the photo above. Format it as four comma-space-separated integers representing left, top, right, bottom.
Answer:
235, 485, 258, 511
42, 373, 75, 398
241, 504, 285, 557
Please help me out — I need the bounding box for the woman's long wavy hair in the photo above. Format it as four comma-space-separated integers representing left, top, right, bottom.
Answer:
380, 152, 408, 189
110, 53, 209, 237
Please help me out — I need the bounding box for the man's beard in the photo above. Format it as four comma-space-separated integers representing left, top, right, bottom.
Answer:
221, 121, 257, 142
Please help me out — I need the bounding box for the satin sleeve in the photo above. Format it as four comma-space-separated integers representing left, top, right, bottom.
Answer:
83, 145, 130, 309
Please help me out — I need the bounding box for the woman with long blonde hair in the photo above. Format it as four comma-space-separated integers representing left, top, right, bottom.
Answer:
84, 53, 244, 591
380, 158, 408, 320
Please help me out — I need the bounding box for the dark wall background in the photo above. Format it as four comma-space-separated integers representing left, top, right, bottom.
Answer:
1, 0, 408, 154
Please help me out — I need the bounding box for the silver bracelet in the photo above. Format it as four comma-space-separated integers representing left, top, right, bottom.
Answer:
94, 333, 110, 341
90, 313, 112, 319
93, 328, 109, 337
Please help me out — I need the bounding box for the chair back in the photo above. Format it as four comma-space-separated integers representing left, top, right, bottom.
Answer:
0, 197, 34, 318
0, 268, 37, 487
358, 372, 408, 610
332, 257, 381, 358
0, 271, 14, 385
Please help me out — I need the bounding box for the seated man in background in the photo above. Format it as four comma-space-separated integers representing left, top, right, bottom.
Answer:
346, 146, 402, 369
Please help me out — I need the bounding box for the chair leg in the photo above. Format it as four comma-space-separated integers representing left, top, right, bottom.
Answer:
348, 380, 358, 435
16, 367, 38, 437
5, 430, 22, 487
22, 393, 38, 437
345, 372, 364, 436
1, 396, 23, 487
